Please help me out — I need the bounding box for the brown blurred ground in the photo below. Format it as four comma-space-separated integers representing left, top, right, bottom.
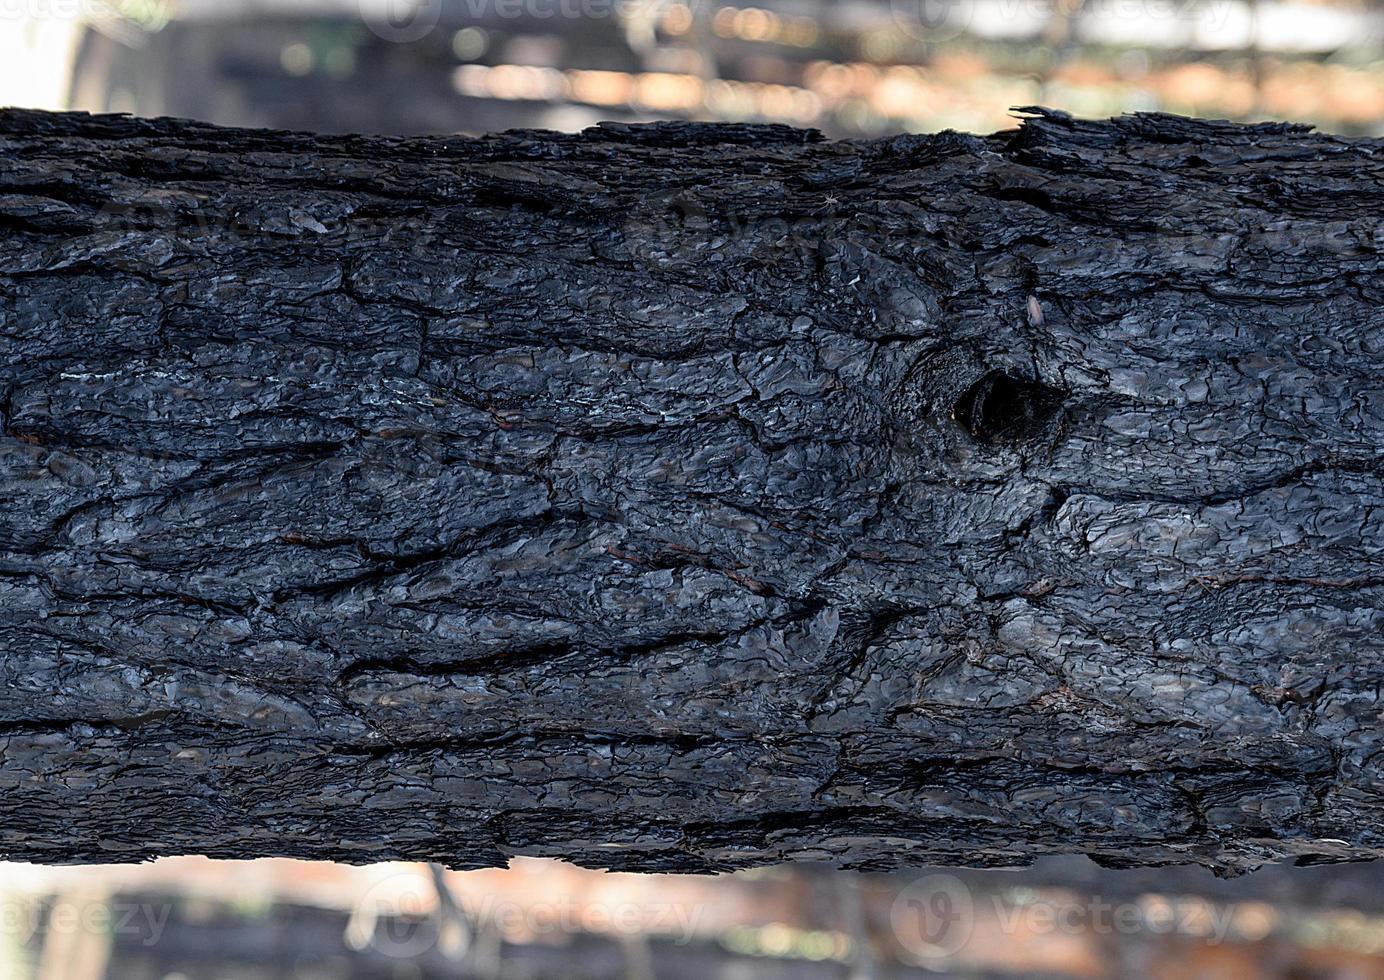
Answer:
4, 855, 1384, 978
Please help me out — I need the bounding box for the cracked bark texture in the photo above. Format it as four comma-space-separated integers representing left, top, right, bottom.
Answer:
1, 107, 1382, 873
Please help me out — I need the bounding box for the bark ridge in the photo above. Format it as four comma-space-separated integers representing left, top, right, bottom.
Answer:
0, 107, 1382, 872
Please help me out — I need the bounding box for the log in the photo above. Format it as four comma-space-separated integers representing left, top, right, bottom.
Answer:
0, 107, 1381, 873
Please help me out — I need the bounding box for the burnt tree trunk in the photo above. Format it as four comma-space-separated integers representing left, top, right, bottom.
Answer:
0, 108, 1381, 873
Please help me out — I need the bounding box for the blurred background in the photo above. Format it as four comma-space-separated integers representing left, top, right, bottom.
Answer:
1, 0, 1383, 135
2, 855, 1384, 978
3, 0, 1384, 977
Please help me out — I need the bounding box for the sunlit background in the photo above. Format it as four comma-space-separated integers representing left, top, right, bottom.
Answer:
1, 0, 1383, 135
3, 1, 1384, 977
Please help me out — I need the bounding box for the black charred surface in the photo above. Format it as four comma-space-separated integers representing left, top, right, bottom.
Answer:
1, 107, 1382, 873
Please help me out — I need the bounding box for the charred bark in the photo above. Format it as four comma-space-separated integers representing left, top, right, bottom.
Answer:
0, 107, 1382, 873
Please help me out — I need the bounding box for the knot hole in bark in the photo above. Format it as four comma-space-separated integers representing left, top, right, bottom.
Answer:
954, 371, 1064, 444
